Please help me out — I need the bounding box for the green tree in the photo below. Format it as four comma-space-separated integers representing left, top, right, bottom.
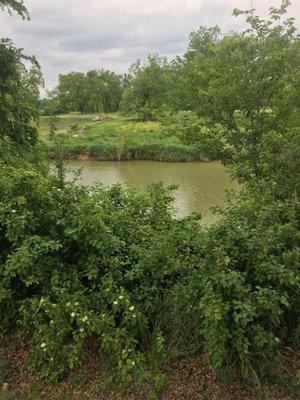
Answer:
86, 69, 122, 113
166, 27, 221, 113
186, 26, 221, 58
193, 0, 299, 183
0, 0, 29, 19
39, 95, 61, 116
57, 72, 90, 114
120, 54, 171, 120
0, 0, 42, 145
53, 69, 122, 114
0, 39, 42, 145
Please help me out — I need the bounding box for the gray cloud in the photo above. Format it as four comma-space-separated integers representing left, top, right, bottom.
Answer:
0, 0, 299, 92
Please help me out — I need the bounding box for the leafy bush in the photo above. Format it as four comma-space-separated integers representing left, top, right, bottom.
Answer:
161, 111, 224, 160
166, 192, 299, 382
0, 141, 203, 382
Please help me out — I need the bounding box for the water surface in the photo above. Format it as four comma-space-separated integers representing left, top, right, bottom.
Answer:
67, 161, 238, 224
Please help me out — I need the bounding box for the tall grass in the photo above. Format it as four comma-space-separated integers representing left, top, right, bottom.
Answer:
41, 113, 206, 162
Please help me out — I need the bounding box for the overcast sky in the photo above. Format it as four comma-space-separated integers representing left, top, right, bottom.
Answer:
0, 0, 299, 92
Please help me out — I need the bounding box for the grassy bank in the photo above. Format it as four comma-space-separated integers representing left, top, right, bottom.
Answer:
39, 113, 204, 162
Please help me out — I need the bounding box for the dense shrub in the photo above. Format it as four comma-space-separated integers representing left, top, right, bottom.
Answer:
165, 190, 299, 382
0, 141, 203, 382
2, 141, 298, 386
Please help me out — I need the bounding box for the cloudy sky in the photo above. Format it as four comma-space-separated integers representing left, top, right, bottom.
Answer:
1, 0, 299, 91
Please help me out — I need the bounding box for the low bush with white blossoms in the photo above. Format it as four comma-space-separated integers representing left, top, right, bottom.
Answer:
0, 151, 202, 382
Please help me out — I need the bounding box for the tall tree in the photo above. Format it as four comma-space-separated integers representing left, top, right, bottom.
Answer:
120, 54, 171, 120
53, 69, 122, 114
57, 72, 90, 114
0, 1, 43, 145
193, 0, 299, 184
0, 41, 42, 145
86, 69, 122, 113
166, 27, 221, 112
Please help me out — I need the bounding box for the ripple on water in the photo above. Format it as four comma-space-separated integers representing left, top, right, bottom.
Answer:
66, 160, 239, 224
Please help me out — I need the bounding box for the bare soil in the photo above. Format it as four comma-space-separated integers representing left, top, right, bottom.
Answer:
1, 340, 297, 400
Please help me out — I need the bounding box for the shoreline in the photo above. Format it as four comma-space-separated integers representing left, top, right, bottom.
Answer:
47, 150, 210, 163
40, 114, 210, 163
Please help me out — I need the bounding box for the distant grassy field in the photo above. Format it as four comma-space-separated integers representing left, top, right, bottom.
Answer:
39, 113, 204, 162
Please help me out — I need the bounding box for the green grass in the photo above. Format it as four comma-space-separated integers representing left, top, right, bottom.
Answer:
39, 113, 204, 162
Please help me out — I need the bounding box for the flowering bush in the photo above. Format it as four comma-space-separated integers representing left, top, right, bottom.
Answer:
0, 144, 202, 381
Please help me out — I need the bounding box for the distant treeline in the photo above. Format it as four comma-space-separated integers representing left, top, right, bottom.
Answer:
38, 27, 228, 119
40, 23, 300, 124
40, 69, 122, 115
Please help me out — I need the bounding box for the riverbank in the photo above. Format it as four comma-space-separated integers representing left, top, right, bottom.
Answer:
39, 113, 206, 162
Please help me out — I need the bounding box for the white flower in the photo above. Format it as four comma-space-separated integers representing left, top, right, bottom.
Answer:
113, 301, 118, 305
74, 302, 79, 306
11, 209, 16, 213
132, 314, 136, 318
50, 357, 54, 362
129, 306, 135, 311
40, 343, 46, 348
50, 320, 54, 324
71, 312, 76, 318
66, 302, 71, 307
82, 315, 88, 322
118, 295, 124, 300
80, 328, 84, 332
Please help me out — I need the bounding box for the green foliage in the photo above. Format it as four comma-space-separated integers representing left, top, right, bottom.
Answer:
42, 114, 204, 162
161, 111, 224, 160
196, 197, 298, 380
43, 69, 123, 115
0, 0, 29, 19
164, 188, 299, 382
0, 39, 42, 145
188, 3, 299, 183
1, 0, 299, 391
48, 115, 58, 140
120, 55, 171, 121
39, 96, 60, 116
186, 26, 221, 57
161, 1, 300, 382
0, 140, 203, 382
160, 0, 299, 384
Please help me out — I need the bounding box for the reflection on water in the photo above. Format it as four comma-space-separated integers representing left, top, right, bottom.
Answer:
66, 161, 239, 224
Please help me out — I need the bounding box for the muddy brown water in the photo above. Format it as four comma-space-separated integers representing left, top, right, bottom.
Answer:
66, 160, 239, 224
